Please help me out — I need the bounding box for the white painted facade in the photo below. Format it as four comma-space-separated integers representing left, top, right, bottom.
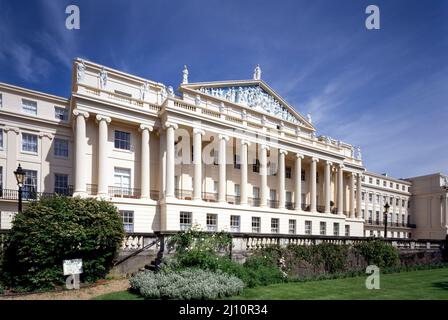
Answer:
0, 59, 446, 239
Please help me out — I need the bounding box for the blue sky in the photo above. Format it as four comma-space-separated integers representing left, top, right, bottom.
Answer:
0, 0, 447, 178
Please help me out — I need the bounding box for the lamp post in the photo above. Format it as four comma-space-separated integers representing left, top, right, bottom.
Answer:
383, 202, 390, 238
14, 164, 25, 213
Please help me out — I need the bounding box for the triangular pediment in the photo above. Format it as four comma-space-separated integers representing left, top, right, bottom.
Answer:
180, 80, 314, 130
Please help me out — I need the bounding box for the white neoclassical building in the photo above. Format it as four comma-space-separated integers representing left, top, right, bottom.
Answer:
0, 59, 446, 239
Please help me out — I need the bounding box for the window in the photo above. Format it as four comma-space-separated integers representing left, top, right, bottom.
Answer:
114, 90, 132, 98
370, 230, 374, 237
368, 193, 373, 203
402, 199, 405, 207
320, 222, 326, 235
213, 149, 219, 165
362, 176, 365, 182
383, 181, 386, 187
271, 218, 279, 233
252, 217, 260, 233
114, 167, 131, 194
22, 133, 38, 153
54, 107, 68, 121
383, 196, 387, 204
376, 179, 380, 185
361, 209, 365, 219
333, 223, 340, 236
390, 196, 393, 204
396, 198, 399, 206
390, 182, 393, 188
54, 138, 69, 158
253, 187, 260, 199
54, 174, 69, 194
114, 130, 131, 150
22, 99, 37, 115
402, 214, 405, 225
180, 212, 192, 230
402, 185, 405, 191
206, 214, 217, 232
285, 167, 292, 179
305, 221, 312, 235
23, 169, 37, 199
288, 220, 296, 234
316, 172, 319, 183
345, 225, 350, 237
368, 210, 373, 223
120, 210, 134, 233
396, 183, 399, 190
376, 194, 380, 203
361, 192, 365, 201
233, 154, 240, 169
0, 167, 3, 196
234, 184, 240, 196
268, 161, 277, 176
213, 181, 218, 193
230, 215, 240, 232
0, 128, 3, 149
0, 93, 2, 108
376, 211, 380, 223
301, 169, 306, 181
252, 159, 260, 173
369, 177, 373, 184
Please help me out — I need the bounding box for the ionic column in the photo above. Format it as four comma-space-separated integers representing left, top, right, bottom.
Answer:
349, 172, 355, 218
73, 109, 89, 196
139, 124, 153, 199
260, 145, 269, 207
193, 128, 205, 200
337, 164, 344, 215
356, 173, 362, 219
96, 115, 111, 196
295, 154, 304, 211
218, 134, 229, 203
324, 160, 332, 214
310, 157, 319, 212
240, 140, 250, 205
278, 149, 288, 209
164, 121, 178, 198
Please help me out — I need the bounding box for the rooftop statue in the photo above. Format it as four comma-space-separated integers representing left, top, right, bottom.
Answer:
253, 64, 262, 80
182, 65, 189, 84
99, 67, 108, 89
76, 59, 86, 82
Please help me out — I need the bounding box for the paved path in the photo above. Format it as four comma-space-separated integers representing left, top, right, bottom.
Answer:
0, 279, 130, 300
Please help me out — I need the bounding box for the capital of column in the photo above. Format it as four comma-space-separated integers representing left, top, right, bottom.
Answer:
139, 124, 154, 132
241, 139, 251, 146
279, 149, 288, 156
3, 126, 20, 134
325, 160, 332, 166
218, 134, 230, 141
73, 109, 89, 119
261, 144, 270, 151
295, 153, 304, 159
338, 163, 345, 169
163, 121, 178, 130
95, 114, 111, 124
193, 128, 205, 136
38, 132, 53, 140
311, 157, 319, 163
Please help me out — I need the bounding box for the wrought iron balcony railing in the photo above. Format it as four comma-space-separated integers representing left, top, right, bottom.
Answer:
0, 187, 74, 201
175, 189, 193, 200
248, 197, 261, 207
108, 186, 141, 199
202, 192, 218, 202
226, 195, 241, 205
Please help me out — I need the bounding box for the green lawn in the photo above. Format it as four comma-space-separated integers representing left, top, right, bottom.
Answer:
94, 268, 448, 300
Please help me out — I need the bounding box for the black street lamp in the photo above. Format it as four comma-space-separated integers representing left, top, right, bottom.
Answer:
383, 202, 390, 238
14, 164, 25, 213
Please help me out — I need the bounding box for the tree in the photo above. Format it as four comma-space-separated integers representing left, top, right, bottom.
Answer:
1, 196, 125, 291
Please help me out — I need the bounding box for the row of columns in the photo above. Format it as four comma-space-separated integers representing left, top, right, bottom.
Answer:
73, 112, 363, 218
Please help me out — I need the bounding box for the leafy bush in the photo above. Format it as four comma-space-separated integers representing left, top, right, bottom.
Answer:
0, 196, 125, 291
130, 269, 244, 299
354, 240, 400, 268
0, 283, 4, 295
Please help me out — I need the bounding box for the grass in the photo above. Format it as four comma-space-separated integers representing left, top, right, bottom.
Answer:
93, 268, 448, 300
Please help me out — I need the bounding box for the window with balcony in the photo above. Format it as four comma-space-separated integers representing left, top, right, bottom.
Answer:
120, 210, 134, 233
206, 214, 217, 232
271, 218, 279, 233
23, 169, 37, 199
253, 186, 260, 199
230, 215, 240, 232
54, 138, 69, 158
54, 107, 68, 121
333, 223, 340, 236
22, 99, 37, 115
252, 159, 260, 173
268, 161, 277, 176
114, 130, 131, 150
233, 154, 240, 169
234, 184, 240, 197
320, 221, 326, 235
252, 217, 260, 233
301, 169, 306, 181
288, 219, 296, 234
305, 221, 312, 235
22, 133, 38, 153
180, 212, 192, 230
114, 167, 131, 195
54, 174, 69, 194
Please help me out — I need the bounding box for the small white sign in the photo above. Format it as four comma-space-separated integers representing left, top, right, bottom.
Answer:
63, 259, 83, 276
